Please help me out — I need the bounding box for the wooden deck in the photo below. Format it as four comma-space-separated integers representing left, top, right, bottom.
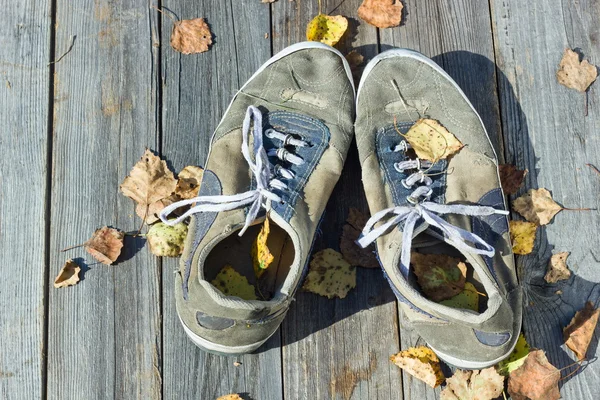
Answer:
2, 0, 599, 398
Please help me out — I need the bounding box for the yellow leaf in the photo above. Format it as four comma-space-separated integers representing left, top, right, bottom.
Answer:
403, 119, 464, 162
390, 346, 445, 388
497, 333, 530, 375
251, 218, 275, 278
509, 221, 536, 255
54, 259, 81, 288
147, 222, 188, 257
512, 188, 562, 226
211, 265, 257, 300
439, 282, 479, 311
306, 14, 348, 46
216, 395, 243, 400
302, 249, 356, 299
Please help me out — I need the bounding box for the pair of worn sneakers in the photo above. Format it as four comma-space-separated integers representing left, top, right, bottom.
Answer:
160, 42, 522, 369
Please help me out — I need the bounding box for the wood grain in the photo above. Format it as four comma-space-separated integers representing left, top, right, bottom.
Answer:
491, 0, 600, 397
0, 1, 50, 398
273, 1, 403, 399
47, 1, 161, 398
160, 1, 283, 399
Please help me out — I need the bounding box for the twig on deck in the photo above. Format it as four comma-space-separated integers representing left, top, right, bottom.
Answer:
48, 35, 76, 66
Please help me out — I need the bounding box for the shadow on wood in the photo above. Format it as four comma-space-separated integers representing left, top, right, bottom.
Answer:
442, 50, 600, 384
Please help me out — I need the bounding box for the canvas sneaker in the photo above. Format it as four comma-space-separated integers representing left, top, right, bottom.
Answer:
354, 49, 522, 369
159, 42, 355, 355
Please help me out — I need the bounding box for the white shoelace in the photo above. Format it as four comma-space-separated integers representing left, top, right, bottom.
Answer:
358, 141, 508, 276
159, 106, 307, 235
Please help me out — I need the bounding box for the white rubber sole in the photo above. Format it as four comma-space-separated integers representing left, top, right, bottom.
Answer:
179, 315, 275, 355
430, 341, 517, 370
209, 41, 355, 155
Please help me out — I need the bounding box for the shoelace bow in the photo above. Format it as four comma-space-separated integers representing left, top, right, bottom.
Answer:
159, 106, 307, 235
357, 142, 508, 277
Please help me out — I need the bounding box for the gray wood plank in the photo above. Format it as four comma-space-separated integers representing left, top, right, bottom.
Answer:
491, 0, 600, 397
47, 1, 161, 398
160, 1, 283, 399
0, 1, 51, 398
272, 1, 403, 399
380, 1, 502, 398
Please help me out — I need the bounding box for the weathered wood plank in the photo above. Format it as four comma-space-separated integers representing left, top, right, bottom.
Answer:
0, 1, 50, 398
380, 1, 502, 398
47, 1, 161, 398
273, 1, 403, 399
491, 0, 600, 397
160, 1, 283, 399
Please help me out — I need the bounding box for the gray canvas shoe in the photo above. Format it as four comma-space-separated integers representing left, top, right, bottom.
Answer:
354, 49, 522, 369
159, 42, 355, 354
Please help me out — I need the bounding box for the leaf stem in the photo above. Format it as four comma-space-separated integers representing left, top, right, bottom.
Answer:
586, 163, 600, 176
151, 5, 177, 23
61, 243, 84, 252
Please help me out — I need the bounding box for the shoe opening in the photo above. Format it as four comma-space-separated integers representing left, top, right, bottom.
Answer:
407, 231, 489, 314
203, 219, 295, 301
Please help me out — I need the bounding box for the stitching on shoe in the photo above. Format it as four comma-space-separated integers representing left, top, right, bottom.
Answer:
279, 88, 328, 109
261, 59, 278, 98
434, 73, 477, 133
285, 57, 345, 87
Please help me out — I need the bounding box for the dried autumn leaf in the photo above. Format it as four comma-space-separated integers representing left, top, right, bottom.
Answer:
170, 18, 212, 54
509, 221, 536, 255
175, 165, 204, 200
439, 282, 479, 311
147, 222, 188, 257
85, 227, 124, 265
251, 218, 274, 278
142, 193, 181, 225
120, 149, 177, 222
340, 208, 379, 269
563, 301, 600, 360
497, 333, 530, 375
54, 259, 81, 288
211, 265, 257, 300
544, 252, 571, 283
216, 394, 243, 400
411, 253, 467, 302
306, 14, 348, 47
499, 164, 528, 195
358, 0, 403, 29
440, 367, 505, 400
261, 0, 277, 3
390, 346, 445, 388
556, 48, 598, 92
303, 248, 356, 299
513, 188, 562, 225
345, 50, 364, 68
508, 349, 560, 400
403, 119, 464, 162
